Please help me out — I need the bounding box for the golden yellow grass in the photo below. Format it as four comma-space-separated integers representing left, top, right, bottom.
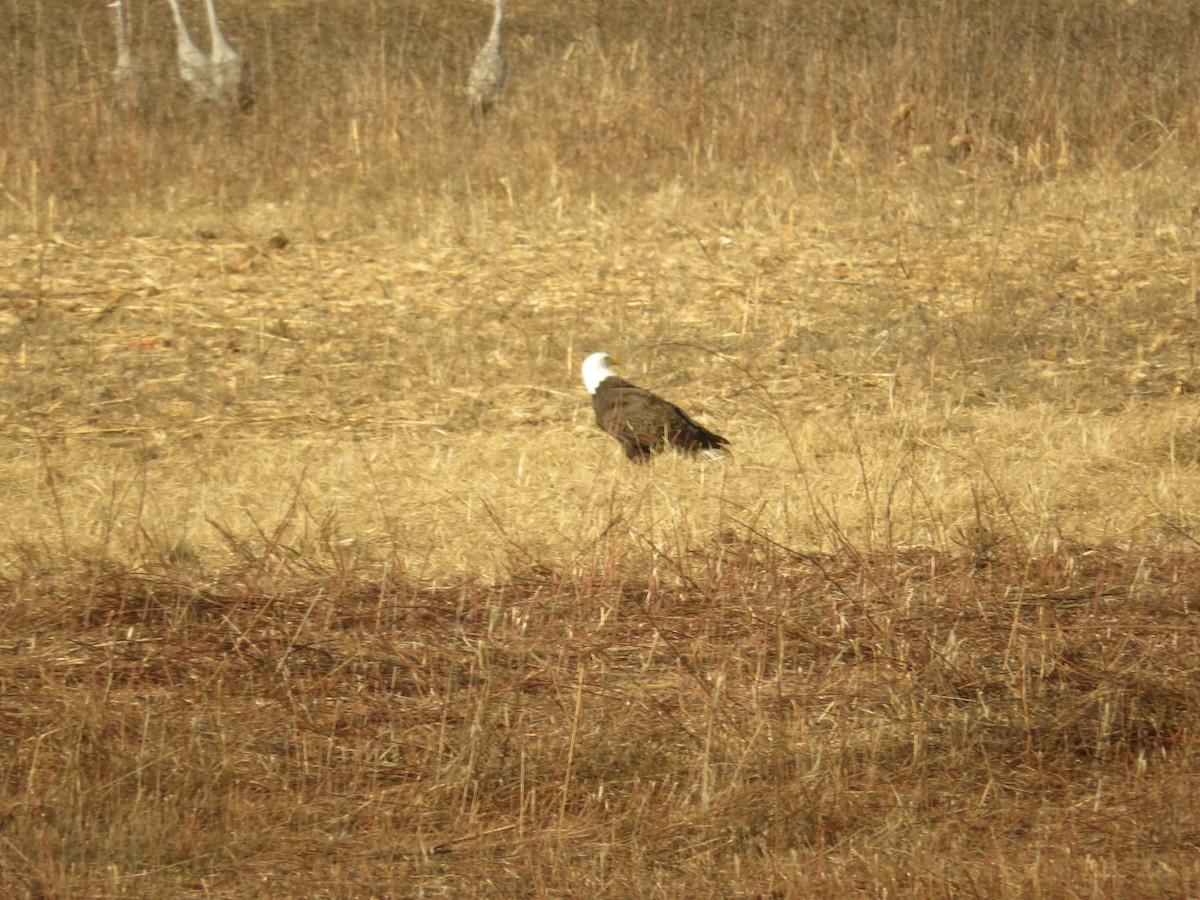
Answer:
4, 0, 1200, 896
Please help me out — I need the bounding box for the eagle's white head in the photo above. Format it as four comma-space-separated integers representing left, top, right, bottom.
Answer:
581, 352, 618, 395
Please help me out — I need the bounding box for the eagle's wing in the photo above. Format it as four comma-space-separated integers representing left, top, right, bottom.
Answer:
593, 378, 728, 462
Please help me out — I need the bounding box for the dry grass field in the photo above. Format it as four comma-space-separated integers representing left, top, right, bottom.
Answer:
5, 0, 1200, 895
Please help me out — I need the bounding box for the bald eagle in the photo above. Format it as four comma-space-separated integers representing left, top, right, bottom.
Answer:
582, 352, 731, 462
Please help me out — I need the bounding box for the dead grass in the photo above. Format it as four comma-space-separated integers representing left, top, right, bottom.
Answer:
3, 0, 1200, 896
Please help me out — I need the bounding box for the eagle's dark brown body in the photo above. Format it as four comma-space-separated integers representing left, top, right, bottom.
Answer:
591, 374, 730, 463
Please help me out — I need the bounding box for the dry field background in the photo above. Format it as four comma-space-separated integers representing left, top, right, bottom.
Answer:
4, 0, 1200, 895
